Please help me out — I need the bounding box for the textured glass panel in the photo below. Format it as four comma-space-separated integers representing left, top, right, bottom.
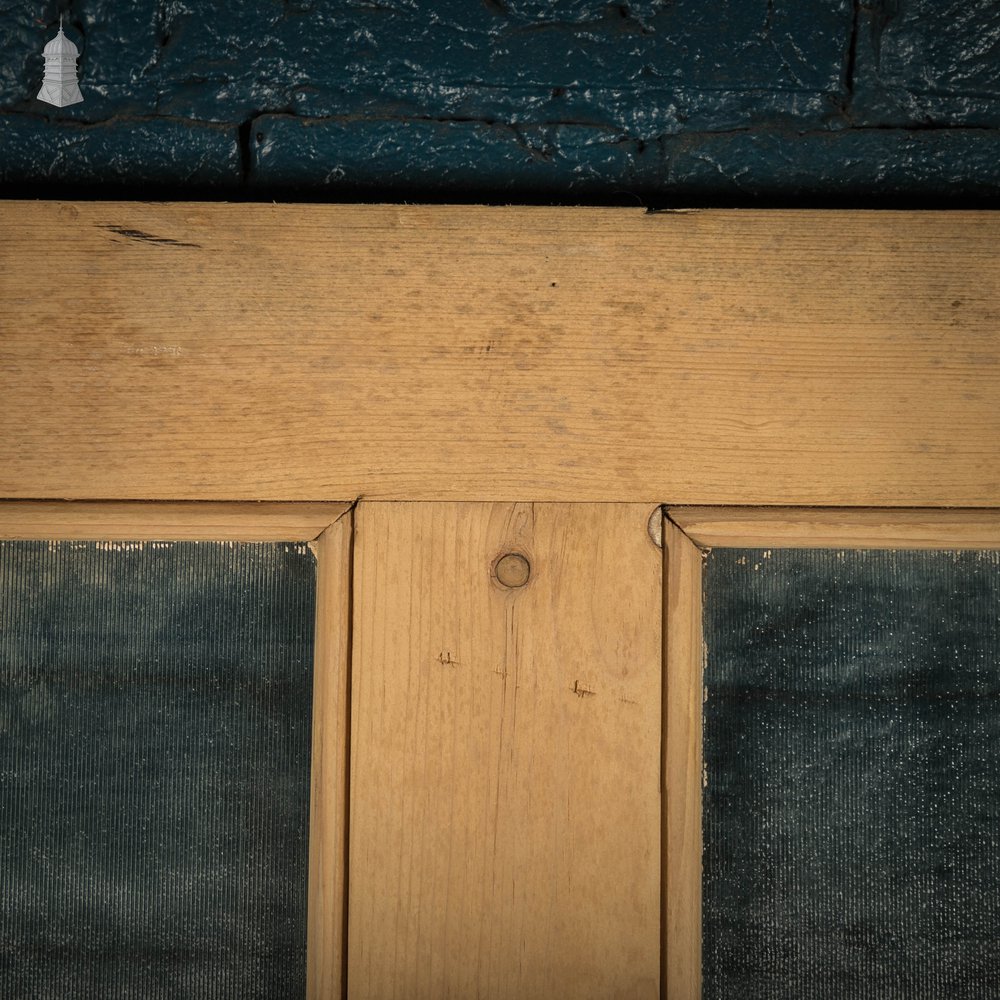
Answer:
703, 549, 1000, 1000
0, 540, 315, 999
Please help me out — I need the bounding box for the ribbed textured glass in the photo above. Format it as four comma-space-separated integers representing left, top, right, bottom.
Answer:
0, 540, 316, 999
703, 548, 1000, 1000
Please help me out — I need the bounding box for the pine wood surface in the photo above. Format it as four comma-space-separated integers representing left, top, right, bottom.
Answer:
306, 515, 353, 1000
0, 501, 349, 540
663, 517, 704, 1000
347, 502, 662, 999
3, 203, 999, 505
669, 507, 1000, 550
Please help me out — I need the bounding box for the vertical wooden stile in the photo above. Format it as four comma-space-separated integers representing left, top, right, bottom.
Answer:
348, 502, 662, 999
663, 516, 704, 999
306, 511, 354, 1000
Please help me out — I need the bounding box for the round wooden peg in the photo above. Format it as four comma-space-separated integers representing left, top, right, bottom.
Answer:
494, 553, 531, 588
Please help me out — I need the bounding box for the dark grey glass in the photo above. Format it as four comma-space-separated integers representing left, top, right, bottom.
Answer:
0, 540, 315, 999
703, 548, 1000, 1000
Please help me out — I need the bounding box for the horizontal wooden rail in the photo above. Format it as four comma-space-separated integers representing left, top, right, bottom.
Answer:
669, 507, 1000, 550
2, 203, 999, 505
0, 501, 350, 540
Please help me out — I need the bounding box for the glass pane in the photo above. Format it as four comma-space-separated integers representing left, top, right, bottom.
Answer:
703, 549, 1000, 999
0, 540, 315, 998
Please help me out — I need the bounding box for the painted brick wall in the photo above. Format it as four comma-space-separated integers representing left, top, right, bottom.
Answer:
2, 0, 999, 203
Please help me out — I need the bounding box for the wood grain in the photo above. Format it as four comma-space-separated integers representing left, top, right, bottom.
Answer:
348, 502, 662, 999
663, 516, 704, 1000
0, 501, 349, 540
307, 514, 353, 1000
3, 203, 1000, 505
669, 507, 1000, 550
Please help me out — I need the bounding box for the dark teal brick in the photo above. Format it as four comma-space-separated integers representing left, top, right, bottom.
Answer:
849, 0, 1000, 128
1, 7, 161, 120
1, 0, 999, 201
0, 115, 240, 192
3, 1, 853, 132
248, 116, 662, 198
662, 128, 1000, 204
0, 4, 44, 113
249, 116, 1000, 204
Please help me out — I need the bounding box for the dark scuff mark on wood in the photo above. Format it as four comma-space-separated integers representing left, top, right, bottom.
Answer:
645, 207, 703, 214
100, 224, 202, 248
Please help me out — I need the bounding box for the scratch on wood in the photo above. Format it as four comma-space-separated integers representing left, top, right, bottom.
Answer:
572, 679, 596, 698
100, 224, 202, 248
